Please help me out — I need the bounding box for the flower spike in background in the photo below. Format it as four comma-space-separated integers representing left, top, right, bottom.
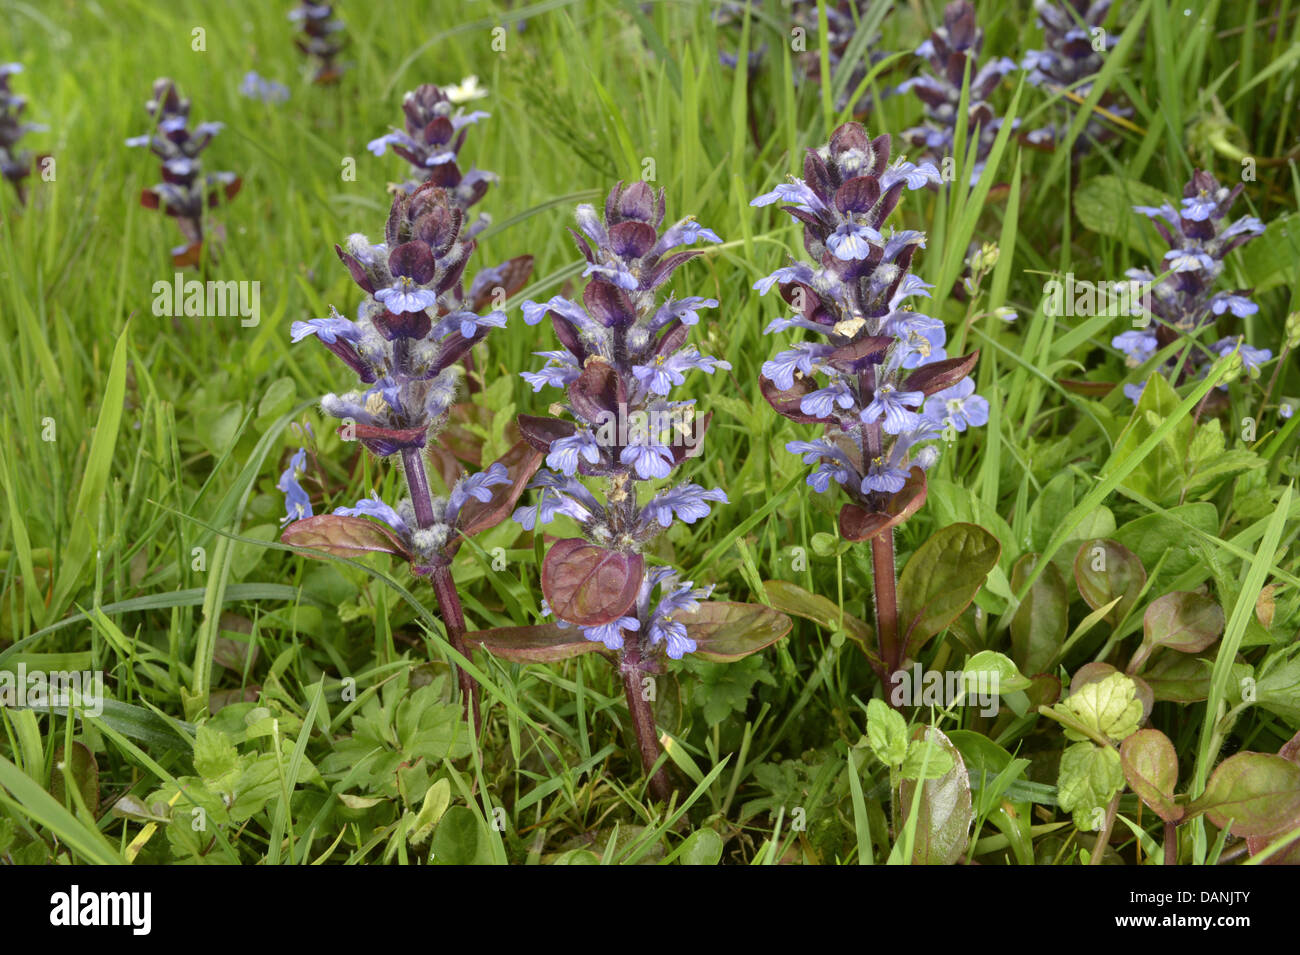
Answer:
126, 78, 241, 267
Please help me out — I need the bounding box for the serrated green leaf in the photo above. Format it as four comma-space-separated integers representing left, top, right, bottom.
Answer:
1056, 672, 1143, 743
1057, 741, 1124, 827
865, 698, 909, 768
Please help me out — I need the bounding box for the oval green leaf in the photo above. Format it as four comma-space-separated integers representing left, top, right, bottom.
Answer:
899, 523, 1001, 658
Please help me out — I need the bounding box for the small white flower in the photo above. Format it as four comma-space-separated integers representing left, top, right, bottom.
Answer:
446, 75, 488, 104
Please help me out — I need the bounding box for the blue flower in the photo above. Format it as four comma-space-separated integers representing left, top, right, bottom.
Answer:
581, 616, 639, 650
1164, 249, 1216, 273
889, 274, 935, 308
653, 218, 723, 254
808, 459, 855, 493
761, 344, 832, 391
1112, 330, 1158, 366
827, 222, 883, 260
640, 484, 728, 528
277, 448, 313, 525
799, 379, 855, 418
291, 315, 362, 344
879, 160, 942, 191
646, 579, 710, 659
512, 476, 598, 530
1210, 294, 1257, 318
448, 462, 511, 515
750, 181, 827, 214
895, 326, 947, 369
580, 260, 639, 290
546, 428, 602, 476
239, 71, 290, 104
648, 296, 718, 328
649, 616, 694, 659
520, 351, 580, 392
1213, 337, 1272, 376
1134, 203, 1178, 224
336, 491, 410, 537
861, 458, 909, 495
923, 378, 988, 432
619, 442, 674, 480
753, 264, 815, 297
442, 309, 507, 339
632, 348, 730, 396
1180, 193, 1216, 221
860, 384, 925, 434
1220, 216, 1265, 240
521, 295, 589, 328
375, 277, 438, 314
1123, 382, 1146, 404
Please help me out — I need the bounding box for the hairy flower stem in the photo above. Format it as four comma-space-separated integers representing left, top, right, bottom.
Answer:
401, 446, 482, 733
620, 644, 674, 804
429, 562, 482, 734
872, 530, 903, 703
862, 416, 903, 702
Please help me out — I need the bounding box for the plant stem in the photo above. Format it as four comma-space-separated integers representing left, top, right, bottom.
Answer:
401, 446, 481, 733
1088, 793, 1120, 865
620, 643, 673, 804
871, 528, 903, 702
429, 561, 481, 734
1164, 820, 1178, 866
401, 446, 437, 527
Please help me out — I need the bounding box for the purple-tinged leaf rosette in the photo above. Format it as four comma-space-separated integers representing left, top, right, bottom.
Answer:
751, 122, 984, 543
0, 63, 47, 204
290, 1, 347, 85
1113, 170, 1271, 404
126, 78, 241, 266
473, 182, 789, 800
282, 179, 540, 732
897, 1, 1018, 185
1021, 0, 1132, 150
368, 83, 497, 234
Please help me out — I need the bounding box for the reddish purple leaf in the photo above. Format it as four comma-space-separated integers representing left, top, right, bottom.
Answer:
450, 440, 543, 554
1121, 728, 1183, 823
828, 335, 893, 372
1249, 731, 1300, 863
568, 359, 624, 425
677, 601, 793, 662
282, 514, 411, 561
760, 375, 836, 424
838, 467, 927, 542
582, 279, 635, 327
669, 411, 712, 468
469, 623, 609, 663
903, 351, 979, 397
516, 414, 575, 455
1059, 379, 1114, 397
541, 538, 643, 627
470, 255, 534, 312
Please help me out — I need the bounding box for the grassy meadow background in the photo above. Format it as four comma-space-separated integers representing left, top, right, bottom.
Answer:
0, 0, 1298, 864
